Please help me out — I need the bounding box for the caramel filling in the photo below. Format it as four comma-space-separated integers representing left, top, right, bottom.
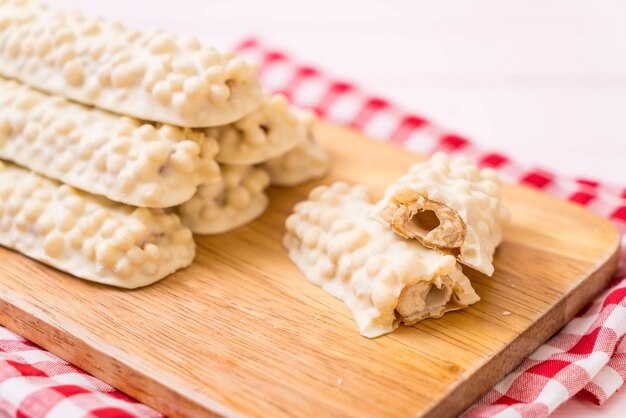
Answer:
381, 197, 466, 254
396, 278, 449, 323
395, 270, 469, 325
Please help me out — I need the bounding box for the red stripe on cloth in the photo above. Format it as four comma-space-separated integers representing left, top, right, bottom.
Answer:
277, 66, 319, 101
438, 134, 469, 152
610, 275, 626, 288
525, 359, 570, 378
51, 384, 91, 397
611, 206, 626, 223
16, 409, 30, 418
492, 395, 519, 406
106, 390, 141, 403
568, 327, 603, 355
88, 408, 138, 418
389, 114, 428, 144
261, 50, 286, 64
521, 170, 554, 189
350, 97, 389, 130
577, 387, 602, 405
313, 81, 354, 117
9, 360, 89, 379
6, 360, 49, 377
621, 189, 626, 200
480, 153, 510, 168
569, 191, 596, 205
576, 178, 600, 188
233, 37, 258, 51
255, 50, 287, 78
602, 286, 626, 309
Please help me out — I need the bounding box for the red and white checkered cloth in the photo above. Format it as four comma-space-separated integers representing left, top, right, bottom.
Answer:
0, 327, 161, 418
1, 37, 625, 418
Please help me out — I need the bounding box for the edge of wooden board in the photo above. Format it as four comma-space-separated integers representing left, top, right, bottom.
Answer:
0, 290, 227, 418
431, 242, 621, 418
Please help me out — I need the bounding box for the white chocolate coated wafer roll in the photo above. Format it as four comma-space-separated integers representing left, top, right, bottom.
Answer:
0, 0, 263, 127
372, 153, 510, 276
284, 182, 479, 338
209, 95, 305, 165
0, 78, 220, 208
0, 161, 195, 288
176, 165, 271, 235
261, 135, 330, 187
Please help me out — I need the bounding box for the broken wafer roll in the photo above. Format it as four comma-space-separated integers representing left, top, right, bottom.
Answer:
176, 165, 270, 235
372, 152, 509, 276
0, 161, 195, 288
0, 77, 221, 208
284, 182, 479, 338
261, 134, 330, 187
0, 0, 263, 127
208, 95, 306, 165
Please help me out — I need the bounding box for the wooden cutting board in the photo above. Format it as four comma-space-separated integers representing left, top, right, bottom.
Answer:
0, 122, 620, 418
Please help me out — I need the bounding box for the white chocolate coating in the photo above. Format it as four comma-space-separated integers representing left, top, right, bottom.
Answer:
0, 78, 221, 208
0, 0, 263, 127
176, 165, 271, 235
0, 161, 195, 288
372, 152, 510, 276
262, 133, 330, 187
284, 182, 479, 338
208, 95, 305, 165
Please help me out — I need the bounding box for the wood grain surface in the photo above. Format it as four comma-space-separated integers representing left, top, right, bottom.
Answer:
0, 122, 620, 418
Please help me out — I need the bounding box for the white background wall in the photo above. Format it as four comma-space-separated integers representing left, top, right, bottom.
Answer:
46, 0, 626, 415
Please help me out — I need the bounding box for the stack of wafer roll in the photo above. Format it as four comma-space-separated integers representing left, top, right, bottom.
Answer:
284, 154, 509, 337
0, 0, 330, 288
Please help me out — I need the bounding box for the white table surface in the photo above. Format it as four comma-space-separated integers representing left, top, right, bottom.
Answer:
44, 0, 626, 416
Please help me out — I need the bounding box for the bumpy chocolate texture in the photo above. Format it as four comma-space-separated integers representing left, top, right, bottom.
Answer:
176, 165, 271, 235
284, 182, 479, 338
0, 0, 263, 127
0, 78, 221, 208
0, 161, 195, 288
262, 135, 330, 186
372, 153, 510, 276
208, 95, 306, 165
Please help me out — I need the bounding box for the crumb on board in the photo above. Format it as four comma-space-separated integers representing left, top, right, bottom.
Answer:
502, 310, 512, 316
337, 377, 343, 385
